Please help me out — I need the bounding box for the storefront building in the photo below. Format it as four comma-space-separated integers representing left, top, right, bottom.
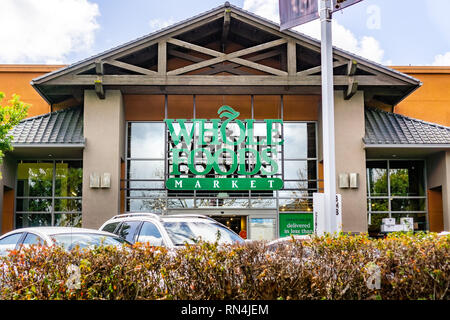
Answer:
1, 4, 450, 239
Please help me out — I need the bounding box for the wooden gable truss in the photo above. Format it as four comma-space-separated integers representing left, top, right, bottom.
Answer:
32, 4, 420, 107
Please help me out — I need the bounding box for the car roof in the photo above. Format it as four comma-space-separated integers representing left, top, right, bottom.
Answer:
105, 213, 218, 224
2, 227, 117, 237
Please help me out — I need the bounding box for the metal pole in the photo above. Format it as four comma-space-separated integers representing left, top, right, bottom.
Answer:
320, 0, 338, 233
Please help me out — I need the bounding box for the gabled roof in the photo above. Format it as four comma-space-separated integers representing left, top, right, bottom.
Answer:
31, 3, 421, 106
32, 3, 419, 86
9, 107, 84, 146
364, 108, 450, 146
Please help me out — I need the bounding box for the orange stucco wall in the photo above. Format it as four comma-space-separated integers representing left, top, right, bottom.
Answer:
0, 65, 65, 118
392, 66, 450, 127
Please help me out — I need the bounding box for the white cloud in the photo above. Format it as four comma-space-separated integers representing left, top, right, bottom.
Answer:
243, 0, 387, 64
149, 18, 176, 32
432, 52, 450, 66
0, 0, 100, 64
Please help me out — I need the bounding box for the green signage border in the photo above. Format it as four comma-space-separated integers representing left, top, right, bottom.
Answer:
165, 105, 284, 192
166, 178, 283, 191
279, 213, 314, 237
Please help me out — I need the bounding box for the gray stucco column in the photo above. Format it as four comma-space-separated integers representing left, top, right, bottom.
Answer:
82, 90, 125, 229
333, 91, 368, 233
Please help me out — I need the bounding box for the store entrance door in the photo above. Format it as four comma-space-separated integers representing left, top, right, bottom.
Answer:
212, 216, 248, 239
167, 209, 278, 241
206, 210, 277, 241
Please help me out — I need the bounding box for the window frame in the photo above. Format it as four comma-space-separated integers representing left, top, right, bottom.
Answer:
124, 95, 320, 214
136, 221, 165, 245
366, 159, 429, 232
0, 232, 26, 251
15, 159, 83, 228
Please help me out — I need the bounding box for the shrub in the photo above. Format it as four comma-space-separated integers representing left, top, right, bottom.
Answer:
0, 233, 448, 300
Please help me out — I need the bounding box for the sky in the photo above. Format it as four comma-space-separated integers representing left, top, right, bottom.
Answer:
0, 0, 449, 66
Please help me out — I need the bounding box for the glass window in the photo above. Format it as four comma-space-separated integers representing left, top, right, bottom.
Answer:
55, 161, 83, 197
163, 221, 243, 245
389, 161, 425, 197
128, 181, 165, 190
284, 160, 317, 181
54, 199, 82, 212
279, 198, 313, 212
367, 161, 388, 197
391, 212, 427, 231
283, 123, 316, 159
126, 116, 317, 218
23, 233, 44, 245
249, 218, 275, 241
251, 198, 276, 208
368, 213, 389, 234
366, 160, 427, 235
127, 199, 166, 212
17, 161, 53, 197
16, 214, 52, 228
167, 198, 195, 209
137, 222, 163, 245
50, 233, 128, 250
117, 221, 141, 243
102, 222, 120, 234
0, 233, 23, 245
391, 198, 426, 212
16, 198, 52, 212
128, 190, 166, 198
54, 214, 82, 228
0, 233, 23, 256
128, 160, 165, 180
128, 123, 165, 159
367, 199, 389, 212
15, 160, 83, 229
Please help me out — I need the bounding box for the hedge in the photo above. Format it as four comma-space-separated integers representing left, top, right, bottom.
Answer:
0, 232, 448, 300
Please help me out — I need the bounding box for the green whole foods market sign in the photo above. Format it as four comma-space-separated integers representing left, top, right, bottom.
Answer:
165, 106, 283, 191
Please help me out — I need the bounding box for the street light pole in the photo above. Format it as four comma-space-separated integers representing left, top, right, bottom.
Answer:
320, 0, 338, 233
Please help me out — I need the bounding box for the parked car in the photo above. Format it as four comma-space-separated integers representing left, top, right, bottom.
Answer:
267, 235, 312, 251
0, 227, 131, 257
99, 213, 245, 247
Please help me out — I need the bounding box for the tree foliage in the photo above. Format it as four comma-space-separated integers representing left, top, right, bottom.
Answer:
0, 92, 29, 177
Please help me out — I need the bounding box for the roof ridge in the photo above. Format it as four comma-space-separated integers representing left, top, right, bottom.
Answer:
365, 107, 450, 131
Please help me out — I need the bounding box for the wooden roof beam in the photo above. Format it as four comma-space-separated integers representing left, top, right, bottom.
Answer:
167, 37, 287, 76
221, 6, 231, 52
94, 61, 105, 99
344, 60, 358, 100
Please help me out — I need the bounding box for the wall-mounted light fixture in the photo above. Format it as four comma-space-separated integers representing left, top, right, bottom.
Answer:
101, 173, 111, 188
349, 173, 359, 189
90, 173, 100, 188
338, 173, 349, 189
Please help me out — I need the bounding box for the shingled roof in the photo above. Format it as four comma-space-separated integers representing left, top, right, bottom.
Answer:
364, 108, 450, 145
9, 107, 84, 145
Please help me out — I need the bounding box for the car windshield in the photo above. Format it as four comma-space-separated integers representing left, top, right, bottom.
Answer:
50, 233, 129, 250
163, 221, 244, 246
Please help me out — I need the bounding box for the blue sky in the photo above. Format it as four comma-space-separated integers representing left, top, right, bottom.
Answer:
1, 0, 449, 66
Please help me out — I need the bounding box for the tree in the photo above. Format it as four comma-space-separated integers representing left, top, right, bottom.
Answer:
0, 92, 29, 178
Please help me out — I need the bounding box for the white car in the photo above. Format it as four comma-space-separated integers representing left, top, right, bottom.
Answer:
0, 227, 130, 257
99, 213, 245, 248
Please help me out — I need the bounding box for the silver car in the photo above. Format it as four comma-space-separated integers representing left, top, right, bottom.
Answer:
99, 213, 245, 247
0, 227, 130, 257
